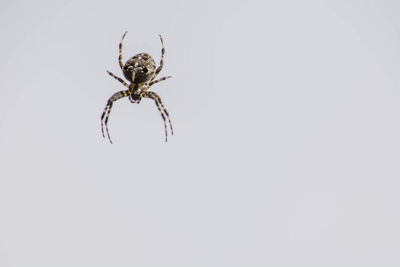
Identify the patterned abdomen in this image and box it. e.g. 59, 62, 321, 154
123, 53, 156, 83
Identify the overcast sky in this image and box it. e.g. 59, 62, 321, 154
1, 0, 400, 266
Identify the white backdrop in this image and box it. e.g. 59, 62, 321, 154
1, 0, 400, 266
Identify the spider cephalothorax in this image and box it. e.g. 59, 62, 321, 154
101, 32, 173, 143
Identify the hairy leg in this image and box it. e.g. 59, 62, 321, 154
107, 71, 129, 88
143, 91, 173, 141
148, 76, 172, 87
101, 90, 130, 143
119, 31, 128, 70
151, 35, 165, 81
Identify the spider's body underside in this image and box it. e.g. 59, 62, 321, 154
101, 32, 173, 143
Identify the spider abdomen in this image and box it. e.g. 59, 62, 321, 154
123, 53, 156, 83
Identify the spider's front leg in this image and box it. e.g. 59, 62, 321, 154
143, 91, 173, 142
101, 90, 130, 144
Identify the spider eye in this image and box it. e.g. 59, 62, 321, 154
143, 67, 148, 73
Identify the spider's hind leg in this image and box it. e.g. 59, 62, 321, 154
151, 35, 165, 81
119, 31, 128, 70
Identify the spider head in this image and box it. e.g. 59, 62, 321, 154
130, 93, 142, 103
129, 83, 146, 103
123, 53, 156, 84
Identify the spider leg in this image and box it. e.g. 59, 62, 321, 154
148, 76, 172, 87
107, 71, 129, 88
151, 92, 174, 135
143, 91, 173, 142
151, 35, 165, 81
101, 90, 130, 144
103, 102, 114, 143
143, 91, 168, 142
119, 31, 128, 70
101, 104, 111, 138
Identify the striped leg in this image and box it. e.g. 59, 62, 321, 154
148, 76, 172, 87
144, 91, 173, 140
107, 71, 129, 88
151, 35, 165, 81
119, 31, 128, 70
143, 91, 170, 142
151, 92, 174, 135
101, 90, 130, 144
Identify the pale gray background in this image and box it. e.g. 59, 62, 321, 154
1, 0, 400, 266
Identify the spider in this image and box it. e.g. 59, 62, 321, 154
101, 31, 173, 143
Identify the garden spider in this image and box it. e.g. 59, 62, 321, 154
101, 31, 173, 143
